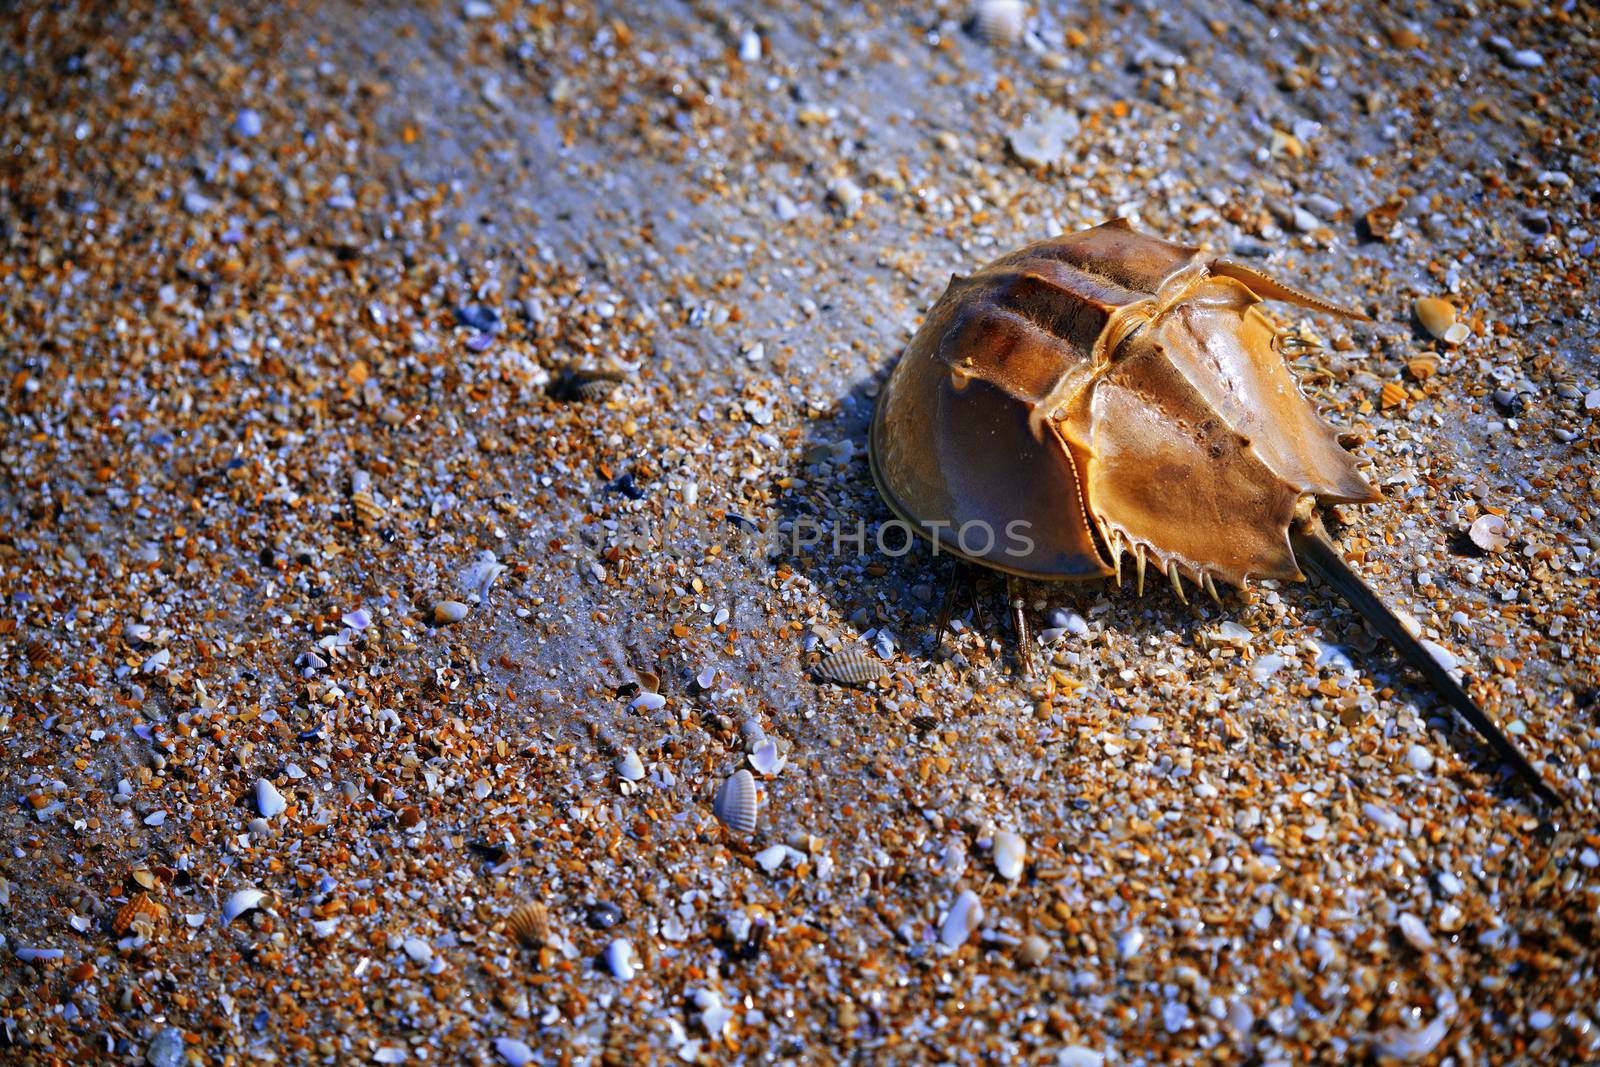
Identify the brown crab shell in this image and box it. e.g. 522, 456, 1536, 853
868, 218, 1379, 588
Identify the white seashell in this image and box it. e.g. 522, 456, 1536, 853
1117, 928, 1144, 960
631, 692, 666, 711
493, 1037, 535, 1067
747, 739, 787, 777
255, 779, 287, 818
1468, 514, 1510, 553
940, 889, 983, 948
462, 551, 507, 600
1056, 1049, 1106, 1067
340, 608, 372, 631
433, 600, 469, 625
604, 937, 636, 980
402, 937, 433, 963
992, 830, 1027, 881
1404, 744, 1435, 773
1206, 621, 1253, 647
755, 844, 789, 874
1372, 1015, 1450, 1061
693, 988, 734, 1036
967, 0, 1026, 46
1397, 912, 1435, 952
713, 770, 759, 835
222, 889, 265, 923
616, 748, 646, 782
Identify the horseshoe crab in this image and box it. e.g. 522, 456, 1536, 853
868, 219, 1560, 807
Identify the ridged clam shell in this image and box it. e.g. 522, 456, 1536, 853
816, 648, 888, 686
967, 0, 1026, 45
506, 901, 550, 948
713, 769, 759, 835
112, 892, 168, 936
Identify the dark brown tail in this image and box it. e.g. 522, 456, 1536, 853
1291, 516, 1561, 809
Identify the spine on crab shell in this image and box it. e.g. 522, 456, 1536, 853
1290, 517, 1562, 810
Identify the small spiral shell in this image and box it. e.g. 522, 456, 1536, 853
113, 892, 169, 937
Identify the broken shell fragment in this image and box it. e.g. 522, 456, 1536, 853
713, 769, 759, 835
222, 888, 266, 923
1468, 514, 1510, 554
506, 901, 550, 948
992, 831, 1027, 881
255, 778, 287, 818
816, 648, 888, 687
747, 739, 787, 777
940, 889, 984, 948
113, 892, 169, 937
1413, 297, 1456, 340
616, 748, 646, 782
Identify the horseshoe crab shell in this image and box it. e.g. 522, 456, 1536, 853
868, 218, 1378, 590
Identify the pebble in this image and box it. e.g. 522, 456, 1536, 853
1017, 934, 1050, 967
234, 108, 262, 138
992, 830, 1026, 880
1397, 912, 1436, 952
493, 1037, 535, 1067
604, 938, 637, 980
1248, 654, 1285, 682
1116, 928, 1144, 960
145, 1027, 187, 1067
255, 778, 287, 818
1403, 744, 1435, 773
940, 889, 983, 948
432, 600, 469, 625
826, 177, 863, 218
587, 901, 624, 929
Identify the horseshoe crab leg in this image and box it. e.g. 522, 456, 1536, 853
1290, 514, 1561, 809
1006, 574, 1035, 678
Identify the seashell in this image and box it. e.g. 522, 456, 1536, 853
352, 489, 386, 526
1404, 353, 1439, 381
616, 748, 646, 782
754, 844, 789, 874
571, 377, 618, 402
816, 647, 888, 687
992, 830, 1027, 881
255, 778, 287, 818
433, 600, 470, 625
462, 551, 507, 600
113, 892, 169, 937
1441, 322, 1470, 346
603, 937, 636, 980
506, 901, 550, 948
1467, 513, 1509, 554
1379, 381, 1408, 410
1413, 297, 1456, 340
713, 769, 759, 835
630, 691, 666, 711
966, 0, 1026, 46
222, 888, 266, 923
940, 889, 984, 948
553, 364, 628, 403
636, 670, 660, 694
746, 739, 786, 777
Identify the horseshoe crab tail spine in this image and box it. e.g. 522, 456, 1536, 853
1291, 515, 1562, 810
